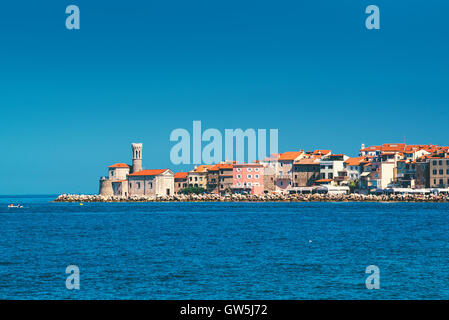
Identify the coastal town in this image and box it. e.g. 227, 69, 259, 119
55, 142, 449, 203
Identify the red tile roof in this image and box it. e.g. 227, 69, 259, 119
174, 172, 188, 179
312, 150, 331, 155
109, 163, 130, 168
193, 165, 214, 173
279, 151, 303, 161
208, 163, 234, 172
381, 143, 406, 152
344, 157, 364, 166
128, 169, 168, 176
361, 146, 381, 152
294, 158, 320, 165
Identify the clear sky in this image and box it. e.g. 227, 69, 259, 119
0, 0, 448, 194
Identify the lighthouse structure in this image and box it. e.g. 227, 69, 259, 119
131, 143, 143, 173
99, 142, 142, 196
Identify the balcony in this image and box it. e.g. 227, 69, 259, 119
276, 172, 292, 179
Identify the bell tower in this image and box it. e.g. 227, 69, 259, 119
131, 143, 143, 173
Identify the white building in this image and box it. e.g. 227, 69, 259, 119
128, 169, 175, 197
320, 154, 349, 180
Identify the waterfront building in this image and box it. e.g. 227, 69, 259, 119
128, 169, 175, 196
370, 159, 395, 189
187, 165, 212, 189
343, 157, 365, 181
319, 154, 349, 183
258, 153, 280, 193
99, 143, 174, 197
429, 154, 449, 188
231, 163, 264, 195
206, 162, 234, 195
275, 151, 305, 191
415, 158, 430, 189
108, 163, 130, 181
174, 172, 188, 194
292, 157, 321, 187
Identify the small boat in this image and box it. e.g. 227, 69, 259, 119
8, 204, 23, 208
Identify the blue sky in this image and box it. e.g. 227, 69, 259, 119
0, 0, 448, 194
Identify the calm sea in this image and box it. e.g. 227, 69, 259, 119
0, 195, 448, 299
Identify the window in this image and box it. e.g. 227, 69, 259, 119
255, 174, 259, 179
195, 177, 198, 181
149, 182, 153, 188
433, 160, 437, 165
439, 179, 443, 185
247, 182, 252, 187
254, 168, 259, 172
328, 173, 333, 179
247, 174, 252, 179
236, 168, 241, 172
439, 160, 443, 165
237, 174, 241, 179
137, 182, 141, 189
447, 169, 449, 175
447, 160, 449, 166
247, 168, 252, 172
433, 170, 437, 175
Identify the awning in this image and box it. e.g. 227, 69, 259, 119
360, 172, 370, 177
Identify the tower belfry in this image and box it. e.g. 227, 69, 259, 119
131, 143, 143, 173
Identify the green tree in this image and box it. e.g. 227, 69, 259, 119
349, 180, 360, 193
180, 187, 207, 195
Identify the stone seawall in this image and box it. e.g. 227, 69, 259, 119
54, 193, 449, 203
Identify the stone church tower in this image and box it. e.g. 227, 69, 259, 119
131, 143, 143, 173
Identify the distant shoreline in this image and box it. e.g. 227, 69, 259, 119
54, 193, 449, 203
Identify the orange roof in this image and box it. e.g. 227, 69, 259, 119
194, 165, 214, 173
279, 151, 303, 161
128, 169, 168, 176
109, 163, 130, 168
344, 157, 364, 166
174, 172, 188, 179
207, 163, 233, 171
381, 143, 406, 152
217, 163, 234, 169
315, 179, 332, 183
208, 165, 219, 172
312, 150, 331, 155
361, 146, 381, 152
294, 158, 320, 165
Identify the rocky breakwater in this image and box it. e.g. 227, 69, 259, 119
54, 193, 449, 203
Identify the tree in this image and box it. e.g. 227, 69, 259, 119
180, 187, 207, 195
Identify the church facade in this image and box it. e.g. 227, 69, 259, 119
99, 143, 174, 197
